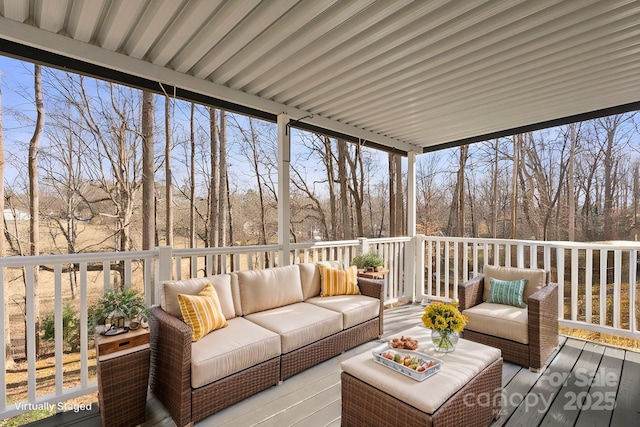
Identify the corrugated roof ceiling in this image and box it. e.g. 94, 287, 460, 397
1, 0, 639, 154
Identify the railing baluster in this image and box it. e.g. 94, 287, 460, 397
80, 263, 88, 388
0, 267, 5, 413
26, 267, 36, 402
571, 248, 578, 321
630, 250, 637, 332
600, 249, 607, 326
557, 247, 565, 321
54, 264, 63, 395
585, 248, 593, 324
614, 250, 622, 329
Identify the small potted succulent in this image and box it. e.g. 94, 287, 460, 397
363, 252, 384, 272
350, 254, 367, 273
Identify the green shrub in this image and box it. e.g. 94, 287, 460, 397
41, 304, 80, 352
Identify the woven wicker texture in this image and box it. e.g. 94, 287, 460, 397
459, 273, 558, 369
98, 348, 150, 427
150, 275, 384, 426
341, 357, 502, 427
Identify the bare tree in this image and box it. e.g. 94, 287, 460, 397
29, 64, 44, 354
447, 145, 468, 237
164, 96, 174, 247
141, 91, 154, 251
338, 139, 351, 239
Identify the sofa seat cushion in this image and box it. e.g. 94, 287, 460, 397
462, 302, 529, 344
190, 317, 281, 388
245, 302, 343, 353
305, 295, 379, 329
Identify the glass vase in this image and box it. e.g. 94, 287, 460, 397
431, 329, 459, 353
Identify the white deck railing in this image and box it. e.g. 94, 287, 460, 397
1, 236, 638, 419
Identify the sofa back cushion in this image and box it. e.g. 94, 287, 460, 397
298, 263, 321, 300
482, 265, 547, 302
161, 275, 236, 320
237, 265, 303, 315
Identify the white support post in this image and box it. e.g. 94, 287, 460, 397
278, 114, 291, 266
156, 246, 173, 305
406, 151, 417, 301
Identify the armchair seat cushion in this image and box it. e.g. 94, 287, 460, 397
245, 302, 343, 353
305, 295, 379, 328
190, 317, 281, 388
462, 302, 528, 344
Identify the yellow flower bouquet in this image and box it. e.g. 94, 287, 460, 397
421, 302, 468, 352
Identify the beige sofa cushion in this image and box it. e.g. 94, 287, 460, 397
482, 265, 546, 302
237, 265, 303, 315
160, 275, 235, 320
298, 263, 321, 300
190, 317, 281, 388
463, 302, 529, 344
245, 302, 343, 353
306, 295, 379, 329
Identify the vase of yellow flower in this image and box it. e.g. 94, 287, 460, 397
421, 302, 468, 353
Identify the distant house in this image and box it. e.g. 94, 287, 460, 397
4, 209, 29, 221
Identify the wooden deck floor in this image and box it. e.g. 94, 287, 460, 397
30, 303, 640, 427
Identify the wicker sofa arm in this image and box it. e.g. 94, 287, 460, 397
149, 305, 193, 427
458, 275, 485, 311
527, 282, 559, 369
357, 277, 384, 337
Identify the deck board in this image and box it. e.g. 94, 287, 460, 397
574, 346, 624, 427
609, 350, 640, 427
25, 303, 640, 427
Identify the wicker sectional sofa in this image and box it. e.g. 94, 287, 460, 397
149, 262, 383, 426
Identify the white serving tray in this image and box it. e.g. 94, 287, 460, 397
371, 344, 443, 381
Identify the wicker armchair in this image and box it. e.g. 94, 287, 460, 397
458, 265, 558, 370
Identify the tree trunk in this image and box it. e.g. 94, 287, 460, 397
189, 103, 196, 250
568, 123, 576, 241
338, 139, 351, 239
165, 96, 174, 247
209, 108, 219, 250
29, 64, 44, 355
492, 139, 499, 238
389, 153, 396, 236
141, 91, 155, 251
510, 136, 519, 239
218, 111, 228, 249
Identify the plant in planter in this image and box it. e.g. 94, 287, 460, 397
362, 252, 384, 272
350, 254, 367, 272
88, 288, 148, 336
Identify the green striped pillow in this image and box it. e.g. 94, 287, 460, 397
487, 277, 527, 308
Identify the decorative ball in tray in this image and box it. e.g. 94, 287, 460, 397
389, 335, 419, 350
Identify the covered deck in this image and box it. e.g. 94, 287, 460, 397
1, 1, 640, 425
31, 303, 640, 426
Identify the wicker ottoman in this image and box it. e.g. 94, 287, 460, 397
341, 325, 502, 427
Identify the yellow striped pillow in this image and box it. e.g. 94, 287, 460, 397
319, 264, 360, 297
178, 283, 228, 342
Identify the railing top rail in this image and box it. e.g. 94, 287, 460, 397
171, 244, 281, 256
0, 249, 158, 268
366, 237, 412, 244
290, 240, 360, 249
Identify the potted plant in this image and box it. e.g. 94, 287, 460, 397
350, 254, 367, 273
363, 252, 384, 272
88, 288, 148, 335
